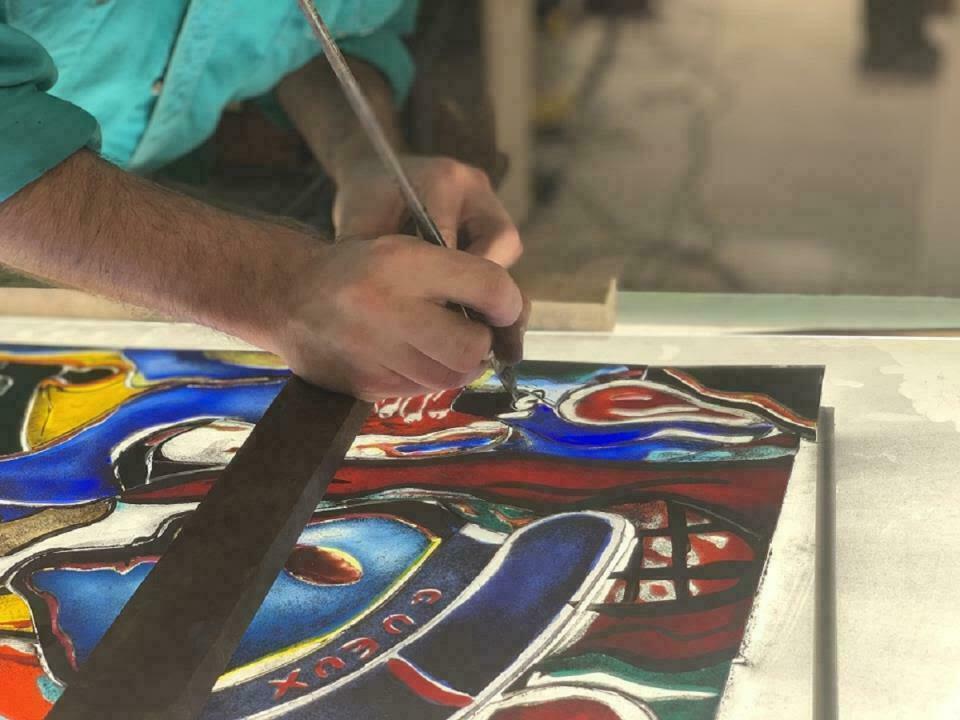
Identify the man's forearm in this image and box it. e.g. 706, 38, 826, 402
0, 150, 316, 351
276, 55, 403, 183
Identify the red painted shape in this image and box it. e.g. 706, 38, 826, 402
575, 597, 754, 665
383, 613, 416, 635
650, 583, 670, 598
336, 457, 793, 532
665, 368, 816, 429
267, 669, 308, 701
366, 390, 480, 437
285, 545, 362, 585
33, 584, 79, 671
314, 656, 346, 679
122, 477, 216, 502
687, 531, 755, 566
341, 636, 379, 660
491, 698, 623, 720
571, 383, 740, 424
386, 657, 473, 708
0, 645, 52, 720
412, 588, 442, 606
634, 500, 669, 529
2, 618, 33, 630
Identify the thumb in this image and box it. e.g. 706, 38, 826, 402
492, 292, 531, 366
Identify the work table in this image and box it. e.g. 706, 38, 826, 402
1, 292, 957, 719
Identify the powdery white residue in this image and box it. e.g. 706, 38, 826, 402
657, 344, 682, 363
830, 378, 864, 389
862, 412, 923, 424
881, 344, 960, 434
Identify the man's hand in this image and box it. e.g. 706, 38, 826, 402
276, 56, 524, 268
277, 234, 526, 400
0, 151, 529, 401
333, 155, 523, 268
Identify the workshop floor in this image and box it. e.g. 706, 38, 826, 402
522, 0, 960, 296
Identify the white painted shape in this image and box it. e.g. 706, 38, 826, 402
0, 501, 196, 582
637, 580, 676, 603
160, 421, 253, 465
470, 684, 658, 720
527, 669, 717, 703
647, 536, 673, 564
0, 636, 39, 655
645, 428, 761, 444
459, 524, 508, 545
637, 507, 666, 530
695, 533, 729, 549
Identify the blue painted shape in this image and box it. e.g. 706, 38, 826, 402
272, 513, 617, 720
202, 526, 500, 718
123, 349, 289, 382
394, 436, 496, 456
401, 513, 614, 694
234, 516, 433, 669
507, 403, 778, 462
31, 562, 155, 668
27, 516, 432, 670
0, 505, 43, 522
0, 380, 283, 508
36, 675, 63, 703
375, 399, 783, 463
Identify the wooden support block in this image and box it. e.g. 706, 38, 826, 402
0, 288, 161, 321
483, 0, 535, 223
514, 256, 621, 332
0, 266, 622, 333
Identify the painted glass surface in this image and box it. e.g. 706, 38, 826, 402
0, 346, 823, 720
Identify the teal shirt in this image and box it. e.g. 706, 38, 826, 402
0, 0, 418, 202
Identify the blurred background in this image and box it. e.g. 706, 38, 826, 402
517, 0, 960, 297
8, 0, 958, 303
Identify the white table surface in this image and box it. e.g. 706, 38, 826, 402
1, 313, 956, 719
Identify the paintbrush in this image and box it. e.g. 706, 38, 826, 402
296, 0, 521, 403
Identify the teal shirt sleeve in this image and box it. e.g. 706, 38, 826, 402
0, 23, 100, 203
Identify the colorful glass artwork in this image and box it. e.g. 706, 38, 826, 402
0, 346, 823, 720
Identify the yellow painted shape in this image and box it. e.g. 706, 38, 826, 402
27, 372, 142, 449
467, 367, 497, 390
2, 350, 140, 449
0, 593, 33, 634
14, 348, 286, 448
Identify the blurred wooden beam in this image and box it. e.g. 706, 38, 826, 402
483, 0, 535, 222
0, 270, 619, 332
